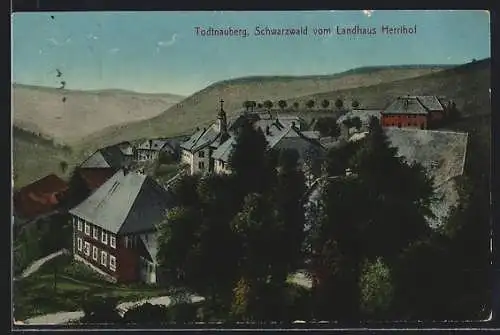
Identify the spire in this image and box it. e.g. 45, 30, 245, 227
217, 98, 228, 136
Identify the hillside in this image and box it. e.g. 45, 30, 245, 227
81, 66, 451, 150
12, 84, 185, 145
12, 127, 86, 188
292, 59, 490, 118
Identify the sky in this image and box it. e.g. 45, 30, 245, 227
12, 10, 491, 96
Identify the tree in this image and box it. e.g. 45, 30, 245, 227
321, 99, 330, 109
263, 100, 273, 110
323, 141, 361, 176
242, 100, 252, 111
230, 193, 282, 284
351, 116, 362, 130
80, 296, 122, 324
277, 99, 287, 111
293, 101, 300, 110
228, 115, 276, 197
230, 193, 288, 321
59, 161, 68, 173
195, 174, 242, 303
305, 100, 315, 111
64, 168, 90, 209
123, 303, 168, 324
359, 258, 394, 319
171, 174, 201, 208
335, 98, 344, 110
250, 100, 257, 112
349, 116, 435, 261
352, 100, 360, 108
156, 207, 203, 287
314, 117, 340, 138
257, 102, 263, 109
274, 149, 307, 278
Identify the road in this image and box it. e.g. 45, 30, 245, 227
18, 294, 205, 325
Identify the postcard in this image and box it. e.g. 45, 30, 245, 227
11, 9, 492, 328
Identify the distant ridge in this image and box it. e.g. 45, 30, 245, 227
211, 64, 461, 87
11, 83, 185, 99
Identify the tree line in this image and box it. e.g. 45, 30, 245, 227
242, 98, 361, 112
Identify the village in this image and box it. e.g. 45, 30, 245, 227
12, 94, 469, 324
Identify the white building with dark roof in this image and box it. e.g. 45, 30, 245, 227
180, 100, 325, 179
136, 139, 177, 162
69, 169, 175, 284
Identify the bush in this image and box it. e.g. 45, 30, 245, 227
122, 303, 169, 324
80, 296, 122, 324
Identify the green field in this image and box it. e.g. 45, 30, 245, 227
13, 254, 169, 320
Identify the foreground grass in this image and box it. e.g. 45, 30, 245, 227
13, 255, 170, 320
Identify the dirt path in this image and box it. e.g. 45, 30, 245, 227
17, 249, 69, 280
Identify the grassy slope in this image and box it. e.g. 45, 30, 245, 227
14, 254, 169, 320
81, 66, 451, 150
12, 84, 185, 145
12, 127, 87, 188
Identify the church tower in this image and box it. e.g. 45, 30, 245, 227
216, 99, 228, 135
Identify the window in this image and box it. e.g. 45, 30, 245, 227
92, 246, 98, 261
110, 235, 116, 249
77, 219, 82, 231
198, 161, 205, 169
101, 231, 108, 245
77, 237, 83, 251
109, 255, 116, 272
84, 241, 91, 256
93, 226, 99, 240
84, 223, 90, 236
199, 150, 205, 158
101, 251, 107, 266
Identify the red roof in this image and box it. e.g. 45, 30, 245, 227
78, 168, 116, 191
14, 174, 69, 220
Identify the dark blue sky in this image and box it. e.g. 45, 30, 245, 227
12, 10, 491, 95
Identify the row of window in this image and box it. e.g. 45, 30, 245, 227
77, 238, 116, 271
76, 218, 116, 249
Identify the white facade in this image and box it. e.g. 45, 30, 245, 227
214, 159, 231, 174
137, 149, 160, 162
181, 147, 211, 175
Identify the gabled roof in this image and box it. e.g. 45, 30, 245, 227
211, 136, 236, 162
77, 168, 117, 191
80, 146, 127, 169
414, 96, 444, 111
383, 96, 444, 115
137, 139, 169, 151
180, 124, 222, 152
14, 174, 69, 220
69, 170, 175, 235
